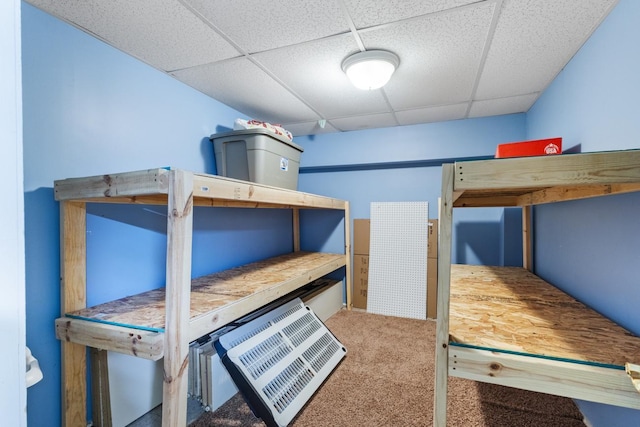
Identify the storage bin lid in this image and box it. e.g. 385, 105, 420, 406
210, 128, 303, 152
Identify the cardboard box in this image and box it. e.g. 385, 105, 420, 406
495, 137, 562, 159
352, 254, 369, 310
353, 219, 370, 309
428, 219, 438, 260
353, 219, 370, 255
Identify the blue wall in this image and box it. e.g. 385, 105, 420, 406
21, 4, 292, 426
527, 0, 640, 425
21, 4, 526, 424
297, 115, 526, 266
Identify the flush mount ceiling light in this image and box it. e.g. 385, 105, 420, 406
342, 50, 399, 90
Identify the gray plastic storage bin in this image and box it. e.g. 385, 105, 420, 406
210, 129, 304, 190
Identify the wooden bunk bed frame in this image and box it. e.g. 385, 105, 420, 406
434, 149, 640, 426
54, 168, 351, 427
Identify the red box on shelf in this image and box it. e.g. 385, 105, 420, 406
495, 137, 562, 158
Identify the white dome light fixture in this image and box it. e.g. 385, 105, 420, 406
342, 50, 399, 90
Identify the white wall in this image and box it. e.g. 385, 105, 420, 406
0, 0, 26, 426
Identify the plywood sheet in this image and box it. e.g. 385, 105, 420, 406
449, 264, 640, 367
68, 252, 343, 332
367, 202, 428, 320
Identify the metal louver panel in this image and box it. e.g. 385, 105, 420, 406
216, 298, 346, 427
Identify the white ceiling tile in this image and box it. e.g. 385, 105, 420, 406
360, 2, 495, 110
183, 0, 349, 53
283, 121, 340, 137
28, 0, 240, 71
329, 113, 398, 132
25, 0, 621, 134
476, 0, 617, 99
468, 93, 539, 118
343, 0, 479, 28
396, 103, 469, 126
254, 34, 390, 119
172, 57, 320, 124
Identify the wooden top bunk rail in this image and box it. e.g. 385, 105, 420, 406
54, 168, 347, 210
452, 149, 640, 207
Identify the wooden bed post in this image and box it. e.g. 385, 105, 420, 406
89, 348, 112, 427
162, 170, 194, 427
522, 205, 533, 271
60, 201, 88, 427
344, 201, 352, 310
292, 208, 300, 252
434, 164, 454, 427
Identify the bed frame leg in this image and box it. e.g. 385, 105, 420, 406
434, 164, 454, 426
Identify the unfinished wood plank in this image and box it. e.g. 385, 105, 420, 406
55, 168, 347, 211
454, 149, 640, 191
60, 201, 87, 427
55, 318, 163, 360
517, 182, 640, 205
55, 168, 170, 201
625, 363, 640, 393
449, 265, 640, 367
192, 173, 346, 210
434, 164, 454, 427
344, 201, 352, 310
522, 206, 532, 271
162, 170, 193, 427
452, 193, 522, 207
65, 252, 345, 347
450, 346, 640, 410
90, 348, 113, 427
292, 208, 300, 252
188, 252, 345, 341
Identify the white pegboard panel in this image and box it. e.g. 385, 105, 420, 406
367, 202, 428, 320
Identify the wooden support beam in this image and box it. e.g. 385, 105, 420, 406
292, 208, 300, 252
162, 170, 194, 427
625, 363, 640, 393
55, 169, 169, 201
344, 201, 352, 310
454, 150, 640, 191
522, 206, 533, 271
60, 201, 88, 427
55, 318, 163, 361
90, 348, 112, 427
434, 164, 454, 427
518, 183, 640, 205
450, 346, 640, 410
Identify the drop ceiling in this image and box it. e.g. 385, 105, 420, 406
26, 0, 618, 136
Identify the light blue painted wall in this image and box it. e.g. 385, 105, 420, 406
527, 0, 640, 424
297, 115, 526, 266
21, 3, 293, 426
22, 0, 638, 425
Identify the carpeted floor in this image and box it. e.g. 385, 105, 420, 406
190, 309, 585, 426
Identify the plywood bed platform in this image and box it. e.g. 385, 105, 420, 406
449, 264, 640, 369
446, 264, 640, 412
55, 251, 345, 361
